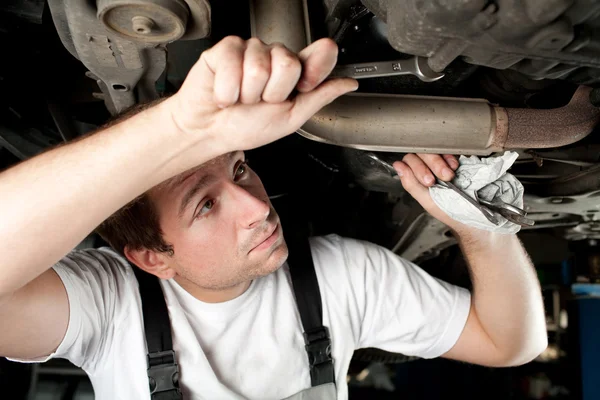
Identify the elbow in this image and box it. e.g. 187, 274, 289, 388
498, 331, 549, 367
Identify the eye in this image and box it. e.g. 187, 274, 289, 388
197, 199, 215, 217
234, 161, 248, 179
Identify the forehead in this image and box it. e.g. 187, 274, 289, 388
164, 151, 241, 188
149, 151, 241, 207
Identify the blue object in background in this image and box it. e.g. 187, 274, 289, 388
572, 283, 600, 296
576, 298, 600, 400
561, 260, 573, 286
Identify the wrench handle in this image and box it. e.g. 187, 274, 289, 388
330, 60, 409, 80
329, 57, 444, 82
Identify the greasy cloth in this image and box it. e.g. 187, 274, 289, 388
429, 151, 524, 234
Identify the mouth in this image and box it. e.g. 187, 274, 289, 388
249, 223, 280, 254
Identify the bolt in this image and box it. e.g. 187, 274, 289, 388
353, 25, 360, 32
132, 16, 155, 35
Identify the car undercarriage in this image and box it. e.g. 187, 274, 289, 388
3, 0, 600, 262
1, 0, 600, 392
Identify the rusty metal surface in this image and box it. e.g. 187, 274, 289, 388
251, 0, 600, 156
504, 86, 600, 149
249, 0, 307, 53
297, 93, 499, 155
97, 0, 190, 44
360, 0, 600, 86
489, 106, 510, 150
294, 85, 599, 157
47, 0, 79, 59
249, 0, 600, 159
179, 0, 211, 40
48, 0, 167, 114
97, 0, 210, 43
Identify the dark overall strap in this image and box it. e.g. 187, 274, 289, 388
287, 234, 336, 387
132, 266, 182, 400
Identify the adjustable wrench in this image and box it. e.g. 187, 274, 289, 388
329, 56, 444, 83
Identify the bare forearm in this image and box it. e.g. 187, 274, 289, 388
455, 228, 548, 364
0, 97, 220, 295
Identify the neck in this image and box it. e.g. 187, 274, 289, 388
174, 275, 252, 303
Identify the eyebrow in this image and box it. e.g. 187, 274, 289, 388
178, 175, 217, 218
177, 152, 242, 218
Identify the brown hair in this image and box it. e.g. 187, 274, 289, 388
95, 192, 174, 257
92, 98, 175, 257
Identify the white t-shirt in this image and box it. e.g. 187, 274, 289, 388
9, 234, 471, 400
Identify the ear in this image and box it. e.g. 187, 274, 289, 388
124, 246, 176, 280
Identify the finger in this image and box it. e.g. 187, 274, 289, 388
416, 153, 455, 181
296, 38, 339, 93
402, 154, 437, 187
262, 44, 302, 103
394, 160, 454, 224
392, 161, 429, 200
287, 78, 358, 130
239, 38, 271, 104
202, 36, 246, 107
443, 154, 459, 170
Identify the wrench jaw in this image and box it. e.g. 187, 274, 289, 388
413, 57, 445, 83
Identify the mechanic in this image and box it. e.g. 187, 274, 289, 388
0, 36, 547, 399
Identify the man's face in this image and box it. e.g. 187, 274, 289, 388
149, 151, 288, 292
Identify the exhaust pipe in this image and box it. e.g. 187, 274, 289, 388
297, 86, 599, 155
250, 0, 600, 155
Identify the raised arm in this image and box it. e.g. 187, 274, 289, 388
444, 229, 547, 366
0, 36, 357, 359
393, 154, 547, 367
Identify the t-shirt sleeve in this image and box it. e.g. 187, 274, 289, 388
6, 247, 136, 371
312, 235, 471, 359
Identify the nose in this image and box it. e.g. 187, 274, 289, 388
227, 182, 270, 229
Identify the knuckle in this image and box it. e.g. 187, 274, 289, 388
222, 35, 244, 47
319, 38, 338, 55
302, 62, 320, 79
271, 42, 291, 52
313, 37, 337, 51
246, 37, 268, 49
247, 37, 264, 47
246, 63, 270, 80
301, 77, 316, 89
275, 53, 300, 70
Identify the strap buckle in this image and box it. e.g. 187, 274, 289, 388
147, 350, 181, 395
303, 326, 333, 367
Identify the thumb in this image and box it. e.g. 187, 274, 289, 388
393, 161, 430, 203
287, 78, 358, 129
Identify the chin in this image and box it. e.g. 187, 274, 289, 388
252, 241, 289, 278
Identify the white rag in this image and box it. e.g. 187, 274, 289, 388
429, 151, 524, 234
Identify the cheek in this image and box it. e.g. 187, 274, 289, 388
174, 221, 239, 267
173, 226, 246, 287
